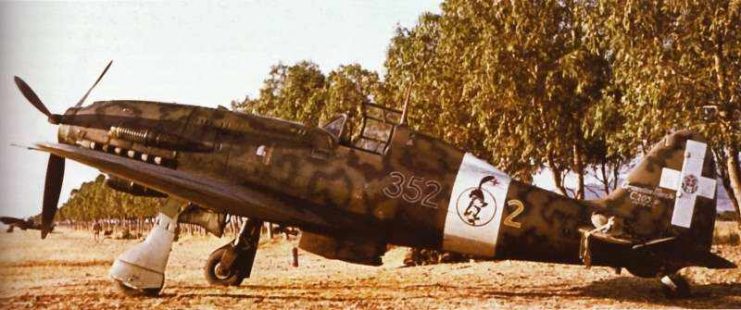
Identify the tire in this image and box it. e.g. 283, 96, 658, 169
204, 247, 245, 286
113, 279, 162, 297
660, 274, 691, 299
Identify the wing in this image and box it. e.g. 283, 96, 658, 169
0, 217, 26, 226
35, 142, 364, 233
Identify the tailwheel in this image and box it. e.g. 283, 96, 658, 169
660, 274, 691, 299
113, 279, 162, 297
203, 217, 262, 287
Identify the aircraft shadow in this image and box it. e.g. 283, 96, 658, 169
447, 277, 740, 308
574, 276, 741, 308
162, 278, 740, 307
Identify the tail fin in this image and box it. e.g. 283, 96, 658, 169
599, 130, 717, 251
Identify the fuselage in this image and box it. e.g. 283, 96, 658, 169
13, 64, 727, 297
57, 100, 598, 265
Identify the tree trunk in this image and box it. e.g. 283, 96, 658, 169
552, 169, 569, 197
600, 161, 610, 195
547, 153, 569, 196
612, 162, 621, 191
726, 148, 741, 227
573, 145, 585, 200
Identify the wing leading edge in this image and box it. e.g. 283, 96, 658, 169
35, 142, 336, 231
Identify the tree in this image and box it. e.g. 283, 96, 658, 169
57, 175, 161, 222
233, 61, 385, 132
385, 1, 615, 196
585, 0, 741, 222
233, 61, 327, 126
323, 64, 386, 133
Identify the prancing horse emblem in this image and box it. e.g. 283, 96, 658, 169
457, 176, 499, 226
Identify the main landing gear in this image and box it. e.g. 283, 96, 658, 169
204, 217, 263, 286
109, 198, 184, 296
627, 263, 692, 299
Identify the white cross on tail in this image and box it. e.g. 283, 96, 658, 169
658, 140, 716, 228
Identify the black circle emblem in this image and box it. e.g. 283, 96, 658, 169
456, 187, 497, 227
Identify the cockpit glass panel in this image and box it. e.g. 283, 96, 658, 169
349, 103, 402, 154
366, 107, 402, 124
322, 103, 401, 155
321, 114, 347, 139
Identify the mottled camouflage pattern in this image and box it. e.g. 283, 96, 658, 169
53, 100, 726, 272
600, 130, 716, 249
495, 130, 718, 272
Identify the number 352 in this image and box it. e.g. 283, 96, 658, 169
382, 171, 442, 209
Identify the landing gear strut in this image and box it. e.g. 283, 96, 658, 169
204, 217, 263, 286
110, 198, 185, 296
660, 274, 691, 299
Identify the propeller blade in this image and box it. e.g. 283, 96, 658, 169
75, 60, 113, 107
41, 154, 65, 239
14, 76, 51, 117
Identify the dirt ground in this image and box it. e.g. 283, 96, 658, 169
0, 227, 739, 309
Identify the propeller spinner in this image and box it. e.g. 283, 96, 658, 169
13, 61, 112, 238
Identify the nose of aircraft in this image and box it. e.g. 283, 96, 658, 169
13, 76, 63, 124
14, 60, 112, 239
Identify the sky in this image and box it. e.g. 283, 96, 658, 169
0, 1, 732, 219
0, 0, 442, 218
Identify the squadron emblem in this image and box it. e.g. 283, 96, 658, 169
456, 176, 499, 227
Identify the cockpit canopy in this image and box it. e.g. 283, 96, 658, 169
321, 102, 402, 155
322, 114, 348, 140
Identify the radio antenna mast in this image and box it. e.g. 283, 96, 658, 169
400, 87, 411, 125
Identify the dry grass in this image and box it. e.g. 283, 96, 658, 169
0, 227, 739, 309
714, 221, 741, 246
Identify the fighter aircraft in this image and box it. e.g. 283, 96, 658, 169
12, 62, 735, 298
0, 216, 47, 233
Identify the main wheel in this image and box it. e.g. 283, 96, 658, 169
660, 274, 691, 299
113, 279, 162, 297
204, 247, 245, 286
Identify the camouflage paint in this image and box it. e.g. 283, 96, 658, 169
49, 100, 727, 272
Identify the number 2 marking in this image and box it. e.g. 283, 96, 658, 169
421, 181, 441, 208
503, 200, 525, 229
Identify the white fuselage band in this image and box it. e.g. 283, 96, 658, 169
442, 153, 512, 257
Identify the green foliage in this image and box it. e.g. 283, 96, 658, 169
382, 0, 737, 197
231, 61, 386, 129
583, 0, 740, 153
233, 61, 327, 126
384, 1, 617, 196
324, 64, 387, 134
583, 0, 740, 211
57, 175, 161, 221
